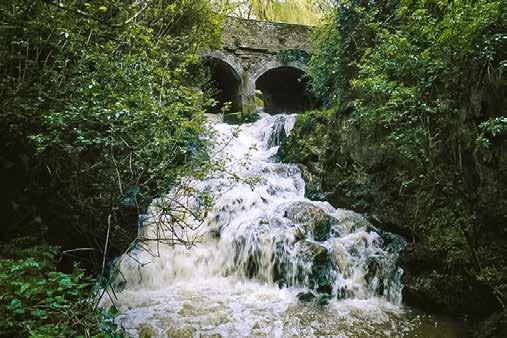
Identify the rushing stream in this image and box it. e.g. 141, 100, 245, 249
102, 114, 465, 337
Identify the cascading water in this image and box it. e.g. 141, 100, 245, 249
102, 114, 463, 337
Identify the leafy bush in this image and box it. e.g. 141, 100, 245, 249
277, 49, 310, 64
0, 238, 121, 337
281, 110, 329, 163
302, 0, 506, 317
0, 2, 229, 335
279, 110, 330, 198
477, 117, 507, 149
0, 1, 223, 265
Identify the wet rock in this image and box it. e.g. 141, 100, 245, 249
366, 224, 406, 253
277, 279, 287, 289
472, 309, 507, 338
223, 112, 244, 125
332, 242, 348, 273
165, 325, 194, 338
284, 201, 337, 241
301, 240, 328, 262
310, 272, 334, 294
401, 269, 501, 317
297, 291, 316, 302
333, 210, 370, 234
280, 97, 505, 325
317, 284, 333, 295
313, 218, 332, 241
223, 112, 259, 125
336, 286, 347, 300
209, 228, 221, 239
317, 294, 332, 306
294, 226, 305, 242
296, 164, 326, 200
364, 257, 381, 285
301, 241, 336, 295
306, 190, 329, 201
139, 326, 155, 338
267, 117, 290, 148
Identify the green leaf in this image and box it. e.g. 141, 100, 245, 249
108, 305, 119, 316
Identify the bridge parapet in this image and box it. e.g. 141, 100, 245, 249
222, 16, 311, 70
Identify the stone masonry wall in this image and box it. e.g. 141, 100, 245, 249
222, 16, 311, 71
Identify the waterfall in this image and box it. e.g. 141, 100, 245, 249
103, 114, 411, 337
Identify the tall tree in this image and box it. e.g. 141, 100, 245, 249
214, 0, 327, 25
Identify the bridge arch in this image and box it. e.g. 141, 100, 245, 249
203, 51, 244, 114
250, 59, 307, 83
248, 59, 316, 114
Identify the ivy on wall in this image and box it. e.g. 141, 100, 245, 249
277, 49, 310, 64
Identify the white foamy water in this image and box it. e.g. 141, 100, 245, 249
102, 114, 463, 337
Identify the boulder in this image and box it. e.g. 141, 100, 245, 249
301, 240, 328, 262
317, 284, 333, 295
221, 111, 259, 124
400, 246, 502, 317
284, 201, 337, 241
223, 112, 243, 125
317, 294, 332, 306
294, 226, 305, 242
472, 309, 507, 338
297, 291, 316, 302
300, 241, 336, 296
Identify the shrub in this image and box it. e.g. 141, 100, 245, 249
0, 0, 223, 267
0, 238, 121, 337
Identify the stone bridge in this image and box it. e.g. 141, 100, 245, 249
204, 17, 318, 115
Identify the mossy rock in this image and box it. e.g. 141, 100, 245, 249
223, 113, 243, 125
139, 326, 154, 338
283, 201, 338, 241
313, 218, 332, 241
300, 240, 335, 294
317, 294, 332, 306
473, 310, 507, 338
297, 291, 316, 302
223, 112, 259, 125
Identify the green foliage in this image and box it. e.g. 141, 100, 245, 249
282, 110, 330, 164
255, 90, 265, 108
280, 110, 330, 198
308, 0, 399, 105
476, 117, 507, 149
0, 238, 122, 337
347, 0, 504, 260
301, 0, 506, 313
277, 49, 310, 64
0, 1, 223, 262
220, 0, 325, 25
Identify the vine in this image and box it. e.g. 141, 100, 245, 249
277, 49, 310, 64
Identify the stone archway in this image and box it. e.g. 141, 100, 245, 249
247, 59, 316, 114
203, 51, 245, 114
250, 59, 307, 83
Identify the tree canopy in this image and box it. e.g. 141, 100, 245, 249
215, 0, 331, 25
